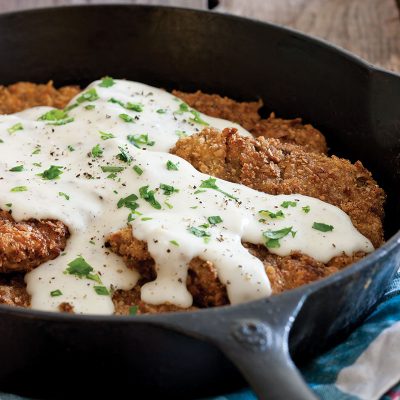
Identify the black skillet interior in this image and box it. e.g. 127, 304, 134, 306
0, 5, 399, 400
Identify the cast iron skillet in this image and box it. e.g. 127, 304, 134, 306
0, 5, 399, 400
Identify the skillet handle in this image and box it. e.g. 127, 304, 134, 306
156, 289, 317, 400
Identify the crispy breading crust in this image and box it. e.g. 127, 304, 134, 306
173, 90, 327, 153
0, 211, 70, 273
172, 127, 385, 248
0, 82, 80, 114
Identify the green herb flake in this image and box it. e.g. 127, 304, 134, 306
170, 240, 179, 247
84, 104, 95, 110
101, 166, 124, 173
65, 256, 93, 278
175, 102, 190, 114
10, 186, 28, 192
117, 194, 139, 211
99, 131, 115, 140
99, 76, 115, 88
50, 289, 62, 297
38, 165, 63, 180
91, 144, 103, 158
129, 305, 138, 315
7, 122, 23, 134
119, 113, 134, 123
175, 130, 187, 138
263, 226, 295, 249
9, 165, 24, 172
133, 165, 143, 175
32, 145, 41, 155
127, 134, 155, 148
33, 162, 42, 167
77, 88, 99, 104
117, 146, 133, 164
259, 210, 285, 219
5, 203, 12, 208
208, 216, 223, 225
312, 222, 334, 232
58, 192, 70, 200
302, 206, 311, 213
0, 138, 4, 143
141, 217, 153, 221
160, 183, 179, 196
156, 109, 167, 114
281, 201, 297, 208
67, 145, 75, 152
125, 102, 143, 112
189, 109, 209, 126
87, 273, 101, 283
164, 200, 173, 209
139, 185, 161, 210
38, 109, 74, 125
166, 160, 178, 171
188, 226, 211, 238
94, 286, 109, 295
199, 177, 238, 201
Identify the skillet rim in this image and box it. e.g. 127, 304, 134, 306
0, 3, 399, 322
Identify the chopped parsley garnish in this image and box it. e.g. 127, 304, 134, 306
175, 130, 187, 138
160, 183, 179, 196
10, 186, 27, 192
50, 289, 62, 297
263, 226, 296, 248
91, 144, 103, 158
38, 109, 74, 125
58, 192, 70, 200
189, 109, 209, 126
129, 305, 138, 315
9, 165, 24, 172
101, 166, 124, 173
7, 122, 23, 134
0, 138, 3, 143
166, 160, 179, 171
139, 185, 161, 209
175, 102, 190, 114
208, 216, 223, 225
156, 109, 167, 114
65, 256, 93, 278
117, 146, 133, 164
33, 162, 42, 167
108, 98, 143, 112
127, 134, 155, 148
77, 88, 99, 103
312, 222, 334, 232
5, 203, 12, 207
281, 201, 297, 208
199, 177, 238, 201
188, 226, 211, 238
94, 286, 109, 295
67, 145, 75, 152
99, 76, 115, 88
164, 200, 173, 209
259, 210, 284, 219
125, 102, 143, 112
133, 165, 143, 175
170, 240, 179, 246
141, 217, 153, 221
38, 165, 63, 180
99, 131, 115, 140
302, 206, 311, 213
119, 113, 134, 123
32, 145, 41, 155
127, 211, 142, 222
84, 104, 95, 110
117, 194, 139, 211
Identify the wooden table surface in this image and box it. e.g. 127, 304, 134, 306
1, 0, 399, 73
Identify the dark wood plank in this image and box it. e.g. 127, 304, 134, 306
217, 0, 400, 72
